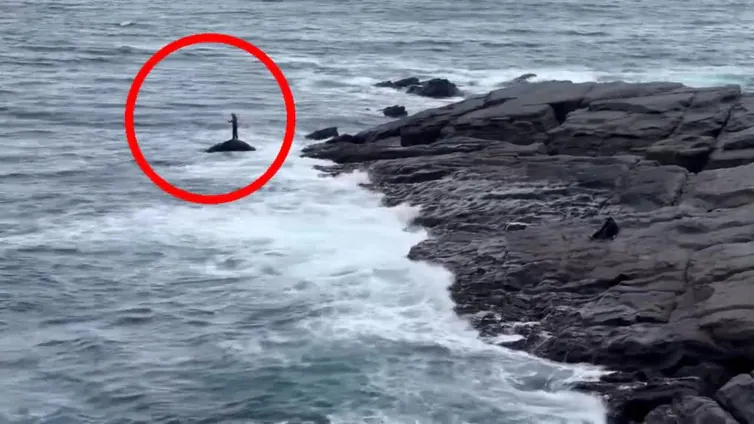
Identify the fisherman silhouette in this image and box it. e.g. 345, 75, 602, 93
206, 112, 256, 153
229, 113, 239, 140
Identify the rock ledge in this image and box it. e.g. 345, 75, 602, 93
302, 80, 754, 424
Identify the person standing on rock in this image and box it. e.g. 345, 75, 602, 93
205, 112, 255, 153
228, 113, 239, 140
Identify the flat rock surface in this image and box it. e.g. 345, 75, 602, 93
301, 80, 754, 424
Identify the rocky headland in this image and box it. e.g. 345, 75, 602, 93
301, 79, 754, 424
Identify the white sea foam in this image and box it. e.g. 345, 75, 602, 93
1, 128, 609, 423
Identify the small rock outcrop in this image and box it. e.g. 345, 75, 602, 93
589, 217, 620, 240
206, 139, 256, 153
301, 80, 754, 424
305, 126, 339, 141
406, 78, 461, 98
382, 105, 408, 118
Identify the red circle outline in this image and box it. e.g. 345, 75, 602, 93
124, 33, 296, 205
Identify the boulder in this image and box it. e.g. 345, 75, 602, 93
382, 105, 408, 118
406, 78, 462, 98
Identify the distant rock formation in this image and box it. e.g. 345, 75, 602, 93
302, 79, 754, 424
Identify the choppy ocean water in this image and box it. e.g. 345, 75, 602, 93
1, 0, 752, 423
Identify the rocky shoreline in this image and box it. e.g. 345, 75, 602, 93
301, 79, 754, 424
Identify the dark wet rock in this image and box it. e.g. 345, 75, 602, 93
375, 77, 420, 89
375, 76, 461, 98
206, 139, 255, 153
300, 80, 754, 424
715, 373, 754, 424
643, 404, 677, 424
301, 135, 542, 165
305, 126, 339, 140
674, 362, 732, 397
406, 78, 462, 98
670, 85, 740, 139
442, 100, 559, 145
325, 134, 365, 145
680, 162, 754, 211
590, 217, 620, 240
646, 134, 716, 173
575, 377, 706, 423
616, 379, 704, 423
351, 94, 488, 146
708, 94, 754, 169
547, 92, 689, 156
644, 396, 738, 424
580, 81, 686, 104
382, 105, 408, 118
